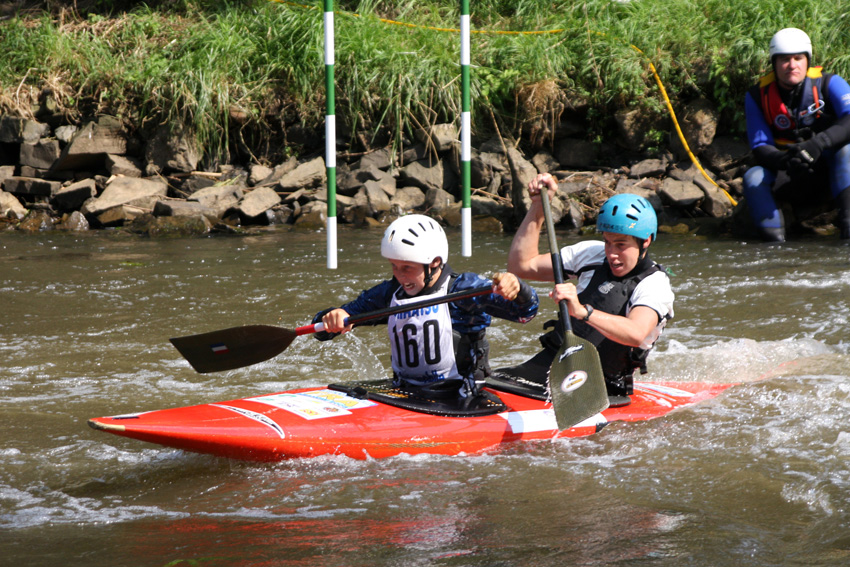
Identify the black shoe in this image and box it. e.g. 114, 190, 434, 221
608, 395, 631, 408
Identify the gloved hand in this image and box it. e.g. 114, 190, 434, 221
788, 132, 833, 167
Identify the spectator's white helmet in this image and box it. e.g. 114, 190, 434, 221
769, 28, 812, 62
381, 215, 448, 266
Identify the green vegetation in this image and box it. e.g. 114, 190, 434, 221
1, 0, 849, 165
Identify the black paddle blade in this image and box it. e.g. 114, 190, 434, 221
548, 330, 610, 430
169, 324, 297, 373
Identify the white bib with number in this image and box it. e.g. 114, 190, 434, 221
388, 280, 460, 385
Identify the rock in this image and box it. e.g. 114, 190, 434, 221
52, 179, 98, 212
470, 151, 507, 189
153, 199, 217, 218
0, 165, 15, 186
55, 125, 77, 144
0, 191, 27, 219
415, 123, 457, 152
96, 204, 146, 226
4, 176, 63, 198
0, 116, 49, 144
255, 157, 298, 186
106, 154, 143, 177
629, 158, 668, 179
554, 138, 597, 169
391, 186, 427, 211
470, 194, 509, 219
232, 186, 282, 220
357, 147, 393, 170
127, 213, 211, 236
19, 139, 60, 170
82, 176, 168, 216
188, 183, 244, 216
52, 116, 128, 171
398, 159, 447, 193
57, 211, 90, 231
506, 147, 537, 220
658, 178, 704, 209
424, 186, 457, 214
669, 97, 718, 160
614, 108, 667, 152
145, 122, 199, 175
294, 205, 327, 229
17, 210, 54, 233
249, 163, 274, 186
532, 150, 560, 173
363, 179, 392, 213
277, 157, 326, 191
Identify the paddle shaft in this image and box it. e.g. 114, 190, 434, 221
294, 284, 494, 336
539, 188, 572, 332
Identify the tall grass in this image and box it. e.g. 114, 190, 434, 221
1, 0, 849, 164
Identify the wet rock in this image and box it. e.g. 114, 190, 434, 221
52, 179, 97, 213
81, 176, 168, 217
57, 211, 90, 231
152, 199, 217, 219
17, 210, 54, 232
294, 204, 327, 229
127, 213, 211, 236
96, 204, 146, 226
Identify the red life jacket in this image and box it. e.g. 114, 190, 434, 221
752, 67, 831, 146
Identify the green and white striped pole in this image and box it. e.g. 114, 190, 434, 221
324, 0, 338, 269
460, 0, 472, 257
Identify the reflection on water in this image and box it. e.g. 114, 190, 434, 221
1, 228, 850, 566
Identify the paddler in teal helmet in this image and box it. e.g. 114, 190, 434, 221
508, 173, 674, 404
314, 214, 539, 399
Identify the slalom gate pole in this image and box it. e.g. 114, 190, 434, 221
324, 0, 338, 269
460, 0, 472, 257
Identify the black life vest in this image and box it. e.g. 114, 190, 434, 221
570, 256, 667, 393
750, 67, 833, 146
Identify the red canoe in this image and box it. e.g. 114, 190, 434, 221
88, 379, 736, 462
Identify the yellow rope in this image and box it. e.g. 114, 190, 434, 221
270, 0, 738, 206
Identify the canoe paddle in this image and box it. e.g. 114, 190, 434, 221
539, 187, 610, 430
170, 284, 494, 373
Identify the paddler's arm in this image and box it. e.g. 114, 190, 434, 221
311, 279, 397, 340
551, 282, 659, 347
450, 272, 538, 328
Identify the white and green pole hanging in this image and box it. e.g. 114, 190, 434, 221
324, 0, 338, 269
460, 0, 472, 257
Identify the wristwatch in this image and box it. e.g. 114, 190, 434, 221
582, 304, 594, 321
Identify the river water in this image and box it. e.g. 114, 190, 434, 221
1, 226, 850, 566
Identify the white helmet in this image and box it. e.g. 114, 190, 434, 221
769, 28, 812, 61
381, 214, 448, 265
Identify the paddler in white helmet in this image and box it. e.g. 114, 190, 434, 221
315, 214, 539, 399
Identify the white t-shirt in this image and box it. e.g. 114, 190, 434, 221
560, 240, 674, 350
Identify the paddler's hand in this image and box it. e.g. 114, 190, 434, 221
322, 308, 354, 334
492, 272, 520, 301
550, 282, 585, 318
527, 173, 558, 205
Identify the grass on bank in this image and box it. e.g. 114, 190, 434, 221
1, 0, 849, 166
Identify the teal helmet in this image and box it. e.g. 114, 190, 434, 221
596, 193, 657, 241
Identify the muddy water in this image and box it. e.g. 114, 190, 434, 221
1, 228, 850, 566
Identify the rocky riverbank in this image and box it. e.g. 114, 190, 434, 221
0, 109, 772, 238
